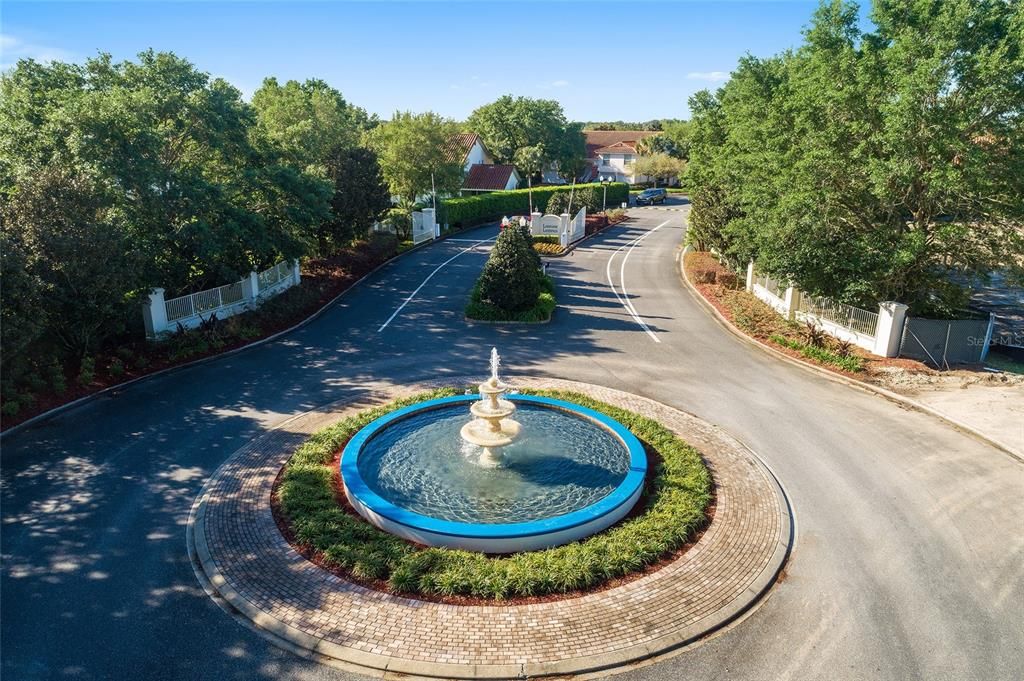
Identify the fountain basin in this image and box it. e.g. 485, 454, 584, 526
340, 394, 647, 553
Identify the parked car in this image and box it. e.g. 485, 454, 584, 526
635, 188, 668, 205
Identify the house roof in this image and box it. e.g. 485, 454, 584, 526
441, 133, 481, 165
584, 130, 659, 158
593, 141, 641, 155
463, 164, 519, 191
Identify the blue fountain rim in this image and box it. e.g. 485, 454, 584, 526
339, 394, 648, 540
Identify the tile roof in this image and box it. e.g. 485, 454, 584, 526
463, 164, 518, 191
593, 141, 641, 155
584, 130, 659, 158
441, 133, 481, 165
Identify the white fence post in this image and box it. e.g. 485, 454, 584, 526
559, 213, 570, 248
746, 261, 755, 292
530, 211, 542, 235
872, 301, 909, 358
242, 271, 259, 303
292, 259, 301, 285
783, 286, 801, 321
143, 288, 168, 340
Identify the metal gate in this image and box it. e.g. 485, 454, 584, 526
899, 317, 993, 367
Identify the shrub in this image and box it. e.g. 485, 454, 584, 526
77, 357, 95, 387
802, 321, 827, 348
476, 226, 542, 312
606, 208, 626, 222
832, 338, 854, 358
770, 335, 863, 372
716, 271, 739, 289
532, 242, 564, 256
108, 357, 126, 378
692, 268, 717, 284
466, 275, 556, 322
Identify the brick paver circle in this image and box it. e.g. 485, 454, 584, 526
188, 378, 792, 679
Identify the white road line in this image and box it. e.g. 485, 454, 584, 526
377, 236, 495, 332
444, 238, 488, 242
606, 220, 669, 342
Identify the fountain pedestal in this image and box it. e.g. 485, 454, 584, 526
460, 377, 521, 467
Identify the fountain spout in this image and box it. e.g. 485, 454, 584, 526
460, 348, 521, 467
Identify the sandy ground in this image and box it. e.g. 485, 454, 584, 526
872, 366, 1024, 455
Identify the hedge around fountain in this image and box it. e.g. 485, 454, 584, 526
276, 388, 712, 600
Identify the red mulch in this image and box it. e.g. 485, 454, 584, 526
269, 437, 716, 607
683, 252, 932, 379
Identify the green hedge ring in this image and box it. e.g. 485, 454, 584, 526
275, 387, 713, 601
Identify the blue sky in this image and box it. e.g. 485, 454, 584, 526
1, 1, 867, 121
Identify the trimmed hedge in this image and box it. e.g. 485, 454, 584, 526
440, 182, 629, 228
466, 274, 556, 322
276, 388, 712, 600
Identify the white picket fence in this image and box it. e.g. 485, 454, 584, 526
143, 259, 301, 339
412, 208, 439, 245
746, 261, 906, 357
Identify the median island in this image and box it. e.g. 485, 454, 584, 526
465, 223, 556, 323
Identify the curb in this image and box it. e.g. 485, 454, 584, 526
677, 245, 1023, 463
187, 380, 793, 680
0, 230, 476, 442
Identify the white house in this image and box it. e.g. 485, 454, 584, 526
581, 130, 661, 184
441, 133, 522, 194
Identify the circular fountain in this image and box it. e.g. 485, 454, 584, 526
341, 349, 647, 552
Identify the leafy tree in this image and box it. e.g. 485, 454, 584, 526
466, 96, 585, 177
634, 153, 686, 187
1, 167, 145, 358
477, 223, 542, 312
635, 134, 681, 158
686, 0, 1024, 313
363, 111, 463, 207
659, 120, 692, 159
321, 147, 391, 251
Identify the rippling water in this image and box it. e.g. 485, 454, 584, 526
357, 403, 631, 524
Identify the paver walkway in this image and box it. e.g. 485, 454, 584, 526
189, 379, 791, 679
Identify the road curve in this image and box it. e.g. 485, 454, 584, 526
3, 205, 1022, 681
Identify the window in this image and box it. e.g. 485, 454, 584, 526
624, 155, 635, 166
603, 154, 616, 167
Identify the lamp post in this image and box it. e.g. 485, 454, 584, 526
600, 175, 611, 212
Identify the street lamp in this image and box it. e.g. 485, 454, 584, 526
600, 175, 611, 212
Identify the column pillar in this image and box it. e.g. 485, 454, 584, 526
872, 301, 909, 357
142, 288, 167, 340
746, 261, 755, 292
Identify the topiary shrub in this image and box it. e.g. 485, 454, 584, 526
476, 225, 542, 312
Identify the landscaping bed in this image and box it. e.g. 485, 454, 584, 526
1, 234, 403, 430
273, 388, 713, 603
465, 275, 556, 323
684, 251, 872, 375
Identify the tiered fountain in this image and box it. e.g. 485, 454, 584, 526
459, 349, 521, 468
340, 348, 648, 552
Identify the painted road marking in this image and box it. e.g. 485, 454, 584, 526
377, 236, 495, 332
606, 220, 669, 343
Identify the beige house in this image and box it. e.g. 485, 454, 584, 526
581, 130, 661, 184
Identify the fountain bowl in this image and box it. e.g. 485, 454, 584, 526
340, 394, 647, 553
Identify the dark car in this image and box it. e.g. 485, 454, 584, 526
635, 188, 668, 205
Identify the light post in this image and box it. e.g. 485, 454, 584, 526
600, 175, 611, 212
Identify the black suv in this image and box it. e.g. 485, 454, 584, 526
635, 188, 668, 205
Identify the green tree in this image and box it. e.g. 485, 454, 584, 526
686, 0, 1024, 313
477, 223, 542, 312
466, 96, 585, 177
634, 153, 686, 187
363, 111, 463, 207
321, 147, 391, 251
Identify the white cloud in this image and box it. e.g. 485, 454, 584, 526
551, 79, 569, 87
686, 71, 730, 82
0, 33, 76, 70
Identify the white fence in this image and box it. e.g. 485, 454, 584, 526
143, 259, 301, 339
745, 261, 907, 357
412, 208, 439, 245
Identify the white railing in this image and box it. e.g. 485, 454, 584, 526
797, 293, 878, 339
753, 272, 786, 301
257, 260, 293, 293
412, 208, 438, 245
144, 259, 300, 339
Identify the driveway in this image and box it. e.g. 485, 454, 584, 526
3, 209, 1022, 681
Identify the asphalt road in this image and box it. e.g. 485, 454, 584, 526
3, 201, 1022, 681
